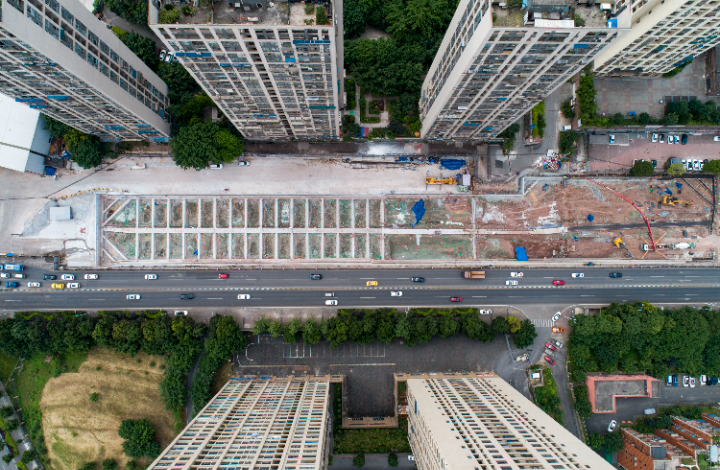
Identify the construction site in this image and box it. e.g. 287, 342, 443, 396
94, 173, 715, 265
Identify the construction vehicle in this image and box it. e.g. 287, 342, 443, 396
462, 270, 486, 279
515, 353, 529, 362
613, 238, 635, 258
425, 176, 458, 185
661, 196, 693, 206
669, 242, 695, 250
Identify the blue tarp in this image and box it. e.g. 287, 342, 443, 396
45, 167, 56, 176
440, 159, 466, 170
515, 247, 528, 261
587, 214, 594, 221
412, 200, 426, 227
664, 188, 673, 195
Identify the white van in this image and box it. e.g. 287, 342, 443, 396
325, 300, 338, 306
562, 125, 572, 131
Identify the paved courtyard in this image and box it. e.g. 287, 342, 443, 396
235, 333, 510, 417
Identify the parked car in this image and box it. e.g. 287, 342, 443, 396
411, 277, 425, 282
609, 272, 622, 278
552, 280, 565, 286
13, 273, 25, 279
652, 133, 658, 142
686, 160, 693, 171
408, 455, 415, 461
683, 376, 690, 387
510, 272, 523, 277
552, 327, 565, 333
310, 274, 322, 280
208, 164, 223, 170
609, 134, 615, 144
714, 136, 720, 141
571, 273, 584, 278
479, 309, 492, 315
450, 297, 462, 302
552, 312, 561, 322
0, 273, 8, 278
551, 339, 563, 348
667, 376, 673, 386
644, 408, 656, 415
672, 375, 678, 386
164, 51, 173, 62
145, 274, 158, 280
61, 274, 75, 280
667, 135, 674, 145
701, 374, 707, 385
238, 161, 250, 166
545, 343, 557, 351
711, 376, 719, 385
238, 294, 251, 300
659, 134, 665, 143
127, 294, 141, 300
674, 135, 680, 144
681, 134, 688, 145
651, 159, 657, 168
608, 420, 617, 432
159, 50, 167, 61
690, 377, 696, 387
544, 348, 554, 357
174, 311, 189, 316
544, 355, 555, 365
390, 291, 402, 297
43, 274, 56, 280
506, 280, 518, 285
693, 159, 701, 171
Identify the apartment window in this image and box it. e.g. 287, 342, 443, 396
26, 6, 42, 26
74, 42, 86, 59
110, 50, 119, 63
99, 40, 109, 55
61, 6, 73, 24
45, 19, 60, 39
75, 19, 87, 35
45, 0, 59, 13
87, 54, 98, 68
88, 30, 99, 46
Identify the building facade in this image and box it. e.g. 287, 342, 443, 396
147, 376, 332, 470
594, 0, 720, 76
406, 374, 615, 470
618, 428, 694, 470
148, 0, 340, 141
419, 0, 630, 142
0, 0, 170, 141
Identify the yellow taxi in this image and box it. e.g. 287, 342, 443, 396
51, 283, 65, 289
366, 281, 378, 287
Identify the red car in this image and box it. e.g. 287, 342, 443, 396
552, 280, 565, 286
218, 273, 229, 279
450, 297, 463, 302
545, 343, 557, 351
544, 355, 555, 365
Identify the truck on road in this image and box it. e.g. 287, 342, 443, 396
462, 270, 486, 279
3, 264, 24, 271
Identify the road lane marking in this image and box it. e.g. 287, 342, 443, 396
651, 276, 665, 278
472, 296, 487, 298
330, 363, 396, 367
580, 295, 595, 297
4, 300, 21, 302
360, 278, 376, 280
208, 297, 224, 300
89, 299, 105, 301
397, 278, 409, 280
360, 296, 375, 299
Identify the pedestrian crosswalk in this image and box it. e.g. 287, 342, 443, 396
531, 318, 554, 328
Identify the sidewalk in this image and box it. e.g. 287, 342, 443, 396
244, 141, 478, 156
331, 453, 415, 469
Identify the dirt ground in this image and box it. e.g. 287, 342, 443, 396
41, 348, 176, 470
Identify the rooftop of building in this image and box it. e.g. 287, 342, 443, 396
622, 429, 691, 460
491, 0, 622, 28
152, 0, 333, 26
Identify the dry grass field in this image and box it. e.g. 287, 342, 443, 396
40, 348, 177, 470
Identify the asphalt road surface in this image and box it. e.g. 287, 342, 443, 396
1, 267, 719, 310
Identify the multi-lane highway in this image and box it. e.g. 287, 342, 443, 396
1, 266, 719, 310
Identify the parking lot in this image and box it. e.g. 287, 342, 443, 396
589, 132, 720, 172
236, 332, 514, 417
585, 375, 720, 434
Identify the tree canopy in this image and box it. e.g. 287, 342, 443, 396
171, 120, 244, 170
702, 159, 720, 175
629, 160, 654, 177
117, 32, 159, 71
103, 0, 147, 26
118, 419, 161, 459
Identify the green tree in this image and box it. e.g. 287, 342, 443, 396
629, 160, 654, 176
491, 316, 509, 334
303, 319, 322, 345
388, 452, 398, 467
253, 315, 271, 335
171, 121, 243, 170
461, 314, 494, 342
2, 455, 13, 465
79, 463, 97, 470
587, 432, 604, 451
637, 112, 653, 125
101, 459, 117, 470
21, 452, 36, 465
609, 113, 625, 126
103, 0, 147, 25
702, 159, 720, 175
376, 316, 396, 343
159, 7, 180, 23
559, 130, 580, 155
69, 136, 104, 169
513, 319, 537, 349
571, 369, 587, 383
0, 405, 13, 418
90, 392, 99, 402
284, 318, 302, 343
4, 418, 19, 432
118, 419, 162, 459
316, 6, 330, 24
667, 162, 686, 176
661, 112, 679, 126
118, 32, 159, 71
344, 0, 369, 38
561, 100, 574, 119
352, 453, 365, 468
603, 431, 624, 453
497, 123, 520, 155
506, 315, 521, 333
267, 320, 283, 338
438, 315, 459, 338
41, 114, 71, 137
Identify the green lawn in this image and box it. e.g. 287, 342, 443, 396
0, 351, 19, 385
334, 419, 410, 454
15, 352, 88, 466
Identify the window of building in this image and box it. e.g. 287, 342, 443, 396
75, 19, 87, 35
45, 0, 59, 13
99, 40, 109, 55
74, 42, 86, 59
45, 19, 60, 39
26, 6, 42, 27
61, 6, 73, 24
88, 30, 99, 46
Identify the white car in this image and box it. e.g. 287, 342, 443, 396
325, 300, 338, 306
506, 280, 518, 286
714, 136, 720, 141
237, 294, 251, 300
61, 274, 75, 280
701, 374, 707, 385
652, 133, 658, 142
145, 274, 158, 280
84, 274, 98, 280
693, 159, 701, 171
174, 310, 188, 316
552, 312, 561, 322
209, 164, 223, 169
238, 161, 250, 166
608, 420, 617, 432
686, 160, 693, 171
408, 455, 415, 461
27, 282, 41, 288
0, 273, 9, 278
571, 273, 584, 278
391, 291, 402, 297
159, 50, 167, 61
479, 309, 492, 315
668, 136, 674, 145
510, 272, 523, 277
689, 377, 696, 388
67, 283, 80, 289
127, 294, 141, 300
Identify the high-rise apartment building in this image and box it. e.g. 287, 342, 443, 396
419, 0, 630, 142
148, 0, 340, 141
406, 374, 615, 470
148, 376, 332, 470
0, 0, 170, 141
594, 0, 720, 76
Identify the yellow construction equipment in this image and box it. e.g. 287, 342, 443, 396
661, 196, 693, 206
425, 176, 458, 185
613, 237, 634, 258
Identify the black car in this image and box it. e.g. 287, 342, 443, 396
681, 134, 688, 145
310, 274, 322, 280
411, 277, 425, 282
651, 159, 657, 168
180, 293, 195, 300
43, 274, 57, 280
609, 272, 623, 278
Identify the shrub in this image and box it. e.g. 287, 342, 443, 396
667, 162, 686, 176
101, 459, 117, 470
79, 463, 97, 470
0, 406, 13, 418
629, 160, 654, 176
4, 418, 19, 432
90, 392, 99, 402
571, 369, 587, 383
21, 451, 36, 464
352, 454, 365, 468
118, 419, 161, 459
159, 7, 180, 23
388, 452, 398, 467
702, 159, 720, 175
181, 5, 195, 15
304, 2, 314, 14
561, 100, 574, 119
316, 6, 329, 24
2, 455, 13, 464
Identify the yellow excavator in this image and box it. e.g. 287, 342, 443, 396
613, 237, 634, 258
425, 176, 458, 185
661, 196, 693, 206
